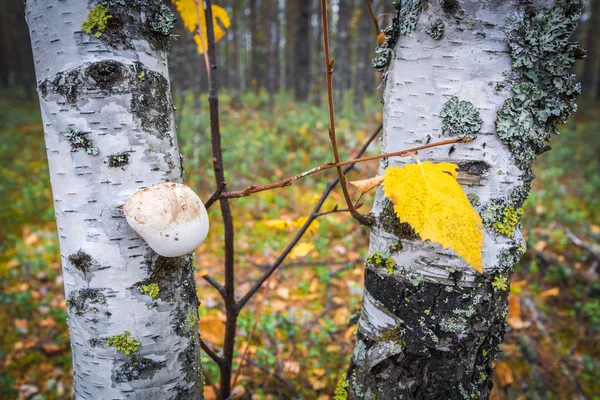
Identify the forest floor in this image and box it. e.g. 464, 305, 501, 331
0, 92, 599, 400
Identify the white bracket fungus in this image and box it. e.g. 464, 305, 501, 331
122, 182, 209, 257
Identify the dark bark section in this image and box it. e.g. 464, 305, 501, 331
91, 0, 174, 52
334, 0, 353, 104
354, 0, 374, 112
348, 267, 509, 399
294, 0, 312, 101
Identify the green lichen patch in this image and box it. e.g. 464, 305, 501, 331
106, 330, 140, 355
426, 18, 444, 40
82, 5, 113, 38
372, 1, 406, 71
440, 315, 467, 333
63, 128, 99, 155
333, 378, 349, 400
481, 200, 523, 237
67, 288, 106, 316
492, 276, 509, 292
149, 3, 176, 36
366, 252, 396, 274
113, 356, 166, 382
467, 193, 480, 207
108, 152, 130, 168
440, 96, 483, 139
399, 0, 423, 35
497, 244, 526, 273
140, 283, 160, 298
493, 205, 523, 237
497, 5, 583, 168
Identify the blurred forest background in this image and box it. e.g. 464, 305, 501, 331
1, 0, 600, 399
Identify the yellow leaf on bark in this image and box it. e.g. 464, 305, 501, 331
383, 162, 483, 273
173, 0, 231, 54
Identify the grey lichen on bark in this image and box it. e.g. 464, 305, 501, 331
349, 1, 583, 398
26, 1, 202, 398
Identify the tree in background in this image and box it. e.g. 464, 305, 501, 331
25, 1, 202, 398
347, 1, 584, 398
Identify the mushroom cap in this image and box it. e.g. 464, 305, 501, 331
122, 182, 209, 257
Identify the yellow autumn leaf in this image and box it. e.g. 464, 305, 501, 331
263, 219, 292, 230
289, 242, 315, 260
291, 217, 320, 235
173, 0, 231, 54
264, 217, 320, 235
383, 162, 483, 273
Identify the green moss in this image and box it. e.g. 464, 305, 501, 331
82, 5, 112, 38
140, 283, 160, 298
63, 128, 99, 156
440, 96, 483, 139
426, 18, 444, 40
496, 5, 583, 168
493, 206, 523, 237
333, 378, 349, 400
137, 70, 146, 82
491, 276, 509, 292
106, 330, 140, 356
379, 325, 406, 345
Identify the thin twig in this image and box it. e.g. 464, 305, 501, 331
219, 134, 467, 199
232, 284, 269, 388
204, 181, 226, 210
363, 0, 380, 35
203, 1, 237, 398
321, 0, 370, 226
202, 274, 225, 297
236, 122, 382, 312
200, 338, 223, 366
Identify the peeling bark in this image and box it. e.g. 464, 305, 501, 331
348, 1, 582, 398
26, 1, 202, 398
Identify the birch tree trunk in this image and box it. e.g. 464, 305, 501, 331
348, 1, 583, 398
26, 1, 203, 398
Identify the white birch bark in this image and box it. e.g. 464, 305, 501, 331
26, 1, 202, 398
348, 0, 583, 398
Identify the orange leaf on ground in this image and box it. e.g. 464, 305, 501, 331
494, 361, 514, 387
540, 287, 560, 298
199, 316, 226, 347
